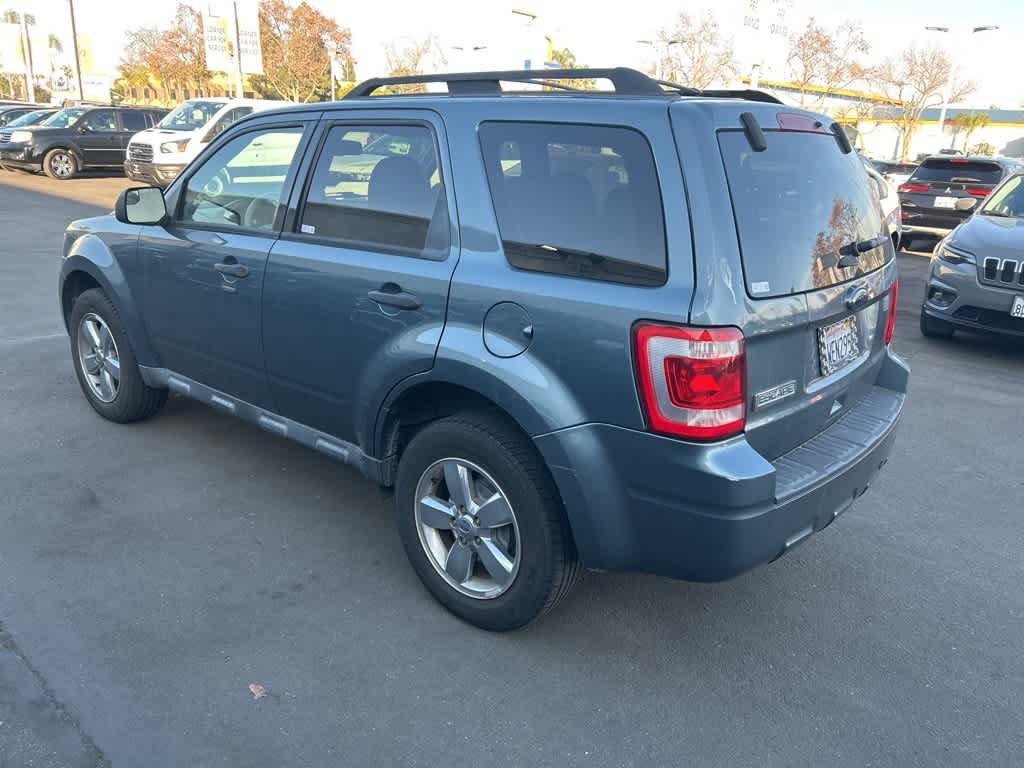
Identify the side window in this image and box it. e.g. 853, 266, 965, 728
82, 110, 116, 132
120, 111, 146, 132
180, 126, 304, 232
479, 122, 667, 286
298, 123, 449, 257
208, 107, 254, 139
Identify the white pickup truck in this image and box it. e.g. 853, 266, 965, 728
124, 97, 290, 186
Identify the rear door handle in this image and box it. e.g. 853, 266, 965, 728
368, 285, 421, 310
214, 262, 249, 278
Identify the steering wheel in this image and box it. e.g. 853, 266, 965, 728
242, 195, 279, 230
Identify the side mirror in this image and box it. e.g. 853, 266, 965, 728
115, 186, 168, 225
955, 197, 978, 212
874, 177, 888, 201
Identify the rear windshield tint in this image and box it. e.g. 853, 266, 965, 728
910, 159, 1003, 185
479, 121, 667, 287
718, 130, 889, 298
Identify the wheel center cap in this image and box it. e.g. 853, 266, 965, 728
453, 515, 477, 537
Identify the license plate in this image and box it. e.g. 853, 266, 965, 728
1012, 296, 1024, 319
818, 316, 860, 376
934, 196, 957, 209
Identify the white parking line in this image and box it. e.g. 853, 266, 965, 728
0, 331, 66, 346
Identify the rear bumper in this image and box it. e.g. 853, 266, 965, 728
124, 160, 183, 187
534, 350, 910, 581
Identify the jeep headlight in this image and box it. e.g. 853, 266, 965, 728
936, 241, 975, 265
9, 130, 32, 143
160, 139, 189, 154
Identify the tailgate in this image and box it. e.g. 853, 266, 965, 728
672, 103, 897, 460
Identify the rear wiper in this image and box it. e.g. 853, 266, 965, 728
949, 176, 983, 183
837, 235, 887, 268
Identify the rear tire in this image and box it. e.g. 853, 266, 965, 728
69, 288, 167, 423
43, 148, 78, 180
920, 309, 954, 339
395, 414, 581, 631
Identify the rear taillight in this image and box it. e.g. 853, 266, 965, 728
884, 280, 899, 345
633, 324, 746, 441
966, 187, 991, 198
900, 210, 909, 222
898, 183, 929, 193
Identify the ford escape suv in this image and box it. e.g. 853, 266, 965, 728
59, 68, 908, 630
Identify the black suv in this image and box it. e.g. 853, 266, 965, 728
898, 155, 1022, 245
0, 105, 167, 179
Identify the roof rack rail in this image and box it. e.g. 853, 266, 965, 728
698, 89, 784, 105
345, 67, 665, 98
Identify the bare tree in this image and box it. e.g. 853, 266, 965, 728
384, 36, 446, 93
657, 12, 736, 90
873, 46, 975, 161
786, 18, 870, 107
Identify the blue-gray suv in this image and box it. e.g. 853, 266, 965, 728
59, 69, 909, 630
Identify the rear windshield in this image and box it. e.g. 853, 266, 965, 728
910, 159, 1003, 185
718, 130, 889, 298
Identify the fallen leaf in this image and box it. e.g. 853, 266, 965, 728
248, 683, 267, 700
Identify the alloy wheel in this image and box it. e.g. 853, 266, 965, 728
76, 313, 121, 403
414, 458, 521, 599
50, 152, 74, 178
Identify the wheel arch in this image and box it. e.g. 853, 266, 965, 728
60, 235, 158, 365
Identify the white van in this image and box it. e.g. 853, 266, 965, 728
124, 97, 290, 186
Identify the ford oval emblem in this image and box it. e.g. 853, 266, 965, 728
845, 285, 871, 311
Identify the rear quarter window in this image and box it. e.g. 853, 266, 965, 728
718, 129, 889, 298
479, 121, 667, 287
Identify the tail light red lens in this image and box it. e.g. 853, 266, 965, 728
898, 183, 929, 193
966, 187, 991, 198
884, 280, 899, 345
633, 324, 746, 440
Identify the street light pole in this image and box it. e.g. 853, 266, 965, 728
924, 24, 999, 149
68, 0, 84, 101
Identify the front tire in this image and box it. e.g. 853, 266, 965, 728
69, 288, 167, 422
395, 414, 581, 631
920, 309, 955, 339
43, 148, 78, 180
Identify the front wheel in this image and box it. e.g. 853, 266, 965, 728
43, 148, 78, 180
69, 288, 167, 422
395, 414, 581, 631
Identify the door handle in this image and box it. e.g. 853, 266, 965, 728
368, 284, 421, 310
214, 262, 249, 278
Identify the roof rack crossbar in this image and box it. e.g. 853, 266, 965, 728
345, 67, 664, 98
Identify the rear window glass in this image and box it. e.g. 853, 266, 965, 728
479, 122, 667, 287
718, 130, 889, 298
910, 159, 1003, 185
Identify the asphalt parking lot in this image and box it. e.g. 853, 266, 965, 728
1, 170, 1022, 768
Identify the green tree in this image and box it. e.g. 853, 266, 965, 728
953, 112, 990, 153
251, 0, 354, 102
548, 46, 595, 90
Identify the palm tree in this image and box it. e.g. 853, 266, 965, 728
953, 112, 990, 153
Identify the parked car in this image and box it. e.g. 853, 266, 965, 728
0, 105, 166, 179
125, 97, 291, 187
4, 108, 57, 127
921, 171, 1024, 339
863, 160, 902, 250
870, 159, 918, 188
898, 155, 1022, 247
58, 68, 908, 630
0, 105, 39, 127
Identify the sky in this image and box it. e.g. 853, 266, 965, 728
16, 0, 1024, 107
